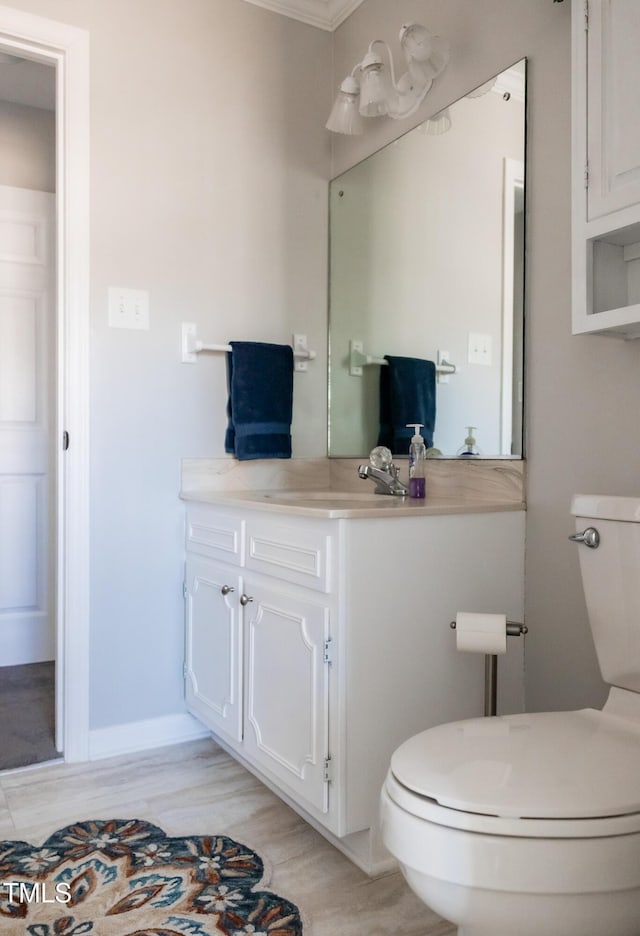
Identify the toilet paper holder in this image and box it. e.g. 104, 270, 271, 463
449, 619, 528, 717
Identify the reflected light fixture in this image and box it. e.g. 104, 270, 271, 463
326, 22, 450, 136
425, 106, 452, 135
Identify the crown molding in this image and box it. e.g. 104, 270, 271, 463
240, 0, 365, 31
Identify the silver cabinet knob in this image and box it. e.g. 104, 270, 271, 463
220, 585, 234, 596
568, 527, 600, 548
240, 593, 254, 606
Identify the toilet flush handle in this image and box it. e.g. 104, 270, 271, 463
569, 527, 600, 548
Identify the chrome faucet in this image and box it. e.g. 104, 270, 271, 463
358, 446, 408, 496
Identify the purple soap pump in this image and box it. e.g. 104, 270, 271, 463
406, 423, 426, 499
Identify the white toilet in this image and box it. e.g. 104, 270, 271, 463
380, 494, 640, 936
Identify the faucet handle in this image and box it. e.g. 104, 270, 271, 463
369, 445, 393, 469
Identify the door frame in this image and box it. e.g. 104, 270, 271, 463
501, 157, 525, 457
0, 5, 90, 761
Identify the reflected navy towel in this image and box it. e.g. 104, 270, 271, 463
378, 355, 436, 453
225, 341, 294, 461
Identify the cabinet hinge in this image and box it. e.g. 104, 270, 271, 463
323, 638, 332, 665
323, 755, 333, 783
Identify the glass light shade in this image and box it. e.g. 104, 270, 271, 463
425, 107, 452, 135
358, 52, 393, 117
466, 77, 497, 99
326, 77, 364, 135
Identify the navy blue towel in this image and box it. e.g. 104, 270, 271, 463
225, 341, 294, 461
378, 355, 436, 454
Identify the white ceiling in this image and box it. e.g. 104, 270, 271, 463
240, 0, 365, 30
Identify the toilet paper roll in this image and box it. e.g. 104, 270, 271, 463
455, 611, 507, 655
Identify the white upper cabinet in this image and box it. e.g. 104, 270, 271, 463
573, 0, 640, 336
586, 0, 640, 219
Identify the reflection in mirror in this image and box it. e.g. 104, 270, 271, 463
328, 60, 526, 459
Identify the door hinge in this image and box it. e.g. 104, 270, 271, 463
62, 430, 70, 451
182, 662, 188, 679
584, 0, 589, 31
323, 755, 333, 783
323, 638, 332, 665
584, 161, 589, 189
183, 582, 188, 599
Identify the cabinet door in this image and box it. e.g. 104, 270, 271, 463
184, 556, 243, 743
586, 0, 640, 219
242, 578, 331, 814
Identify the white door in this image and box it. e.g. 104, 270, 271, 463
0, 185, 55, 667
243, 578, 331, 814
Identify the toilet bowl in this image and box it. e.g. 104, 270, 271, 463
380, 495, 640, 936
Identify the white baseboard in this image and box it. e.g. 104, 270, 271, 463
88, 712, 210, 761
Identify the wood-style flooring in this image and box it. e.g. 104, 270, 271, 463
0, 738, 455, 935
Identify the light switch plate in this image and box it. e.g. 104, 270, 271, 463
468, 332, 492, 365
108, 287, 150, 330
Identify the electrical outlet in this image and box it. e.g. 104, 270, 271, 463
468, 332, 492, 365
108, 287, 150, 330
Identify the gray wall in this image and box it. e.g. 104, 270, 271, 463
331, 0, 640, 714
5, 0, 331, 731
0, 100, 55, 191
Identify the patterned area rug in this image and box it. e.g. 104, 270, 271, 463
0, 818, 304, 934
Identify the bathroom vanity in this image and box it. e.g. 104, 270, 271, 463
182, 483, 525, 873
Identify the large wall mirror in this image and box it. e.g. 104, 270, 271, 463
328, 60, 526, 459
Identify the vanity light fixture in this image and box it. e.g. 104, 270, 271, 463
326, 22, 450, 135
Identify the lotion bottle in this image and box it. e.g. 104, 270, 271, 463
406, 423, 426, 499
456, 426, 481, 457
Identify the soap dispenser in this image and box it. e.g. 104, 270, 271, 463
457, 426, 481, 457
406, 423, 426, 499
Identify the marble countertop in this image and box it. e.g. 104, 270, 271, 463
180, 488, 526, 519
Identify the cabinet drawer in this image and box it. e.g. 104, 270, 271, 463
186, 505, 244, 565
245, 516, 332, 593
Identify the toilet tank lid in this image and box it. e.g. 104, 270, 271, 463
571, 494, 640, 522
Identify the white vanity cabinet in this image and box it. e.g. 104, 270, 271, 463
184, 503, 337, 830
183, 498, 525, 873
572, 0, 640, 336
241, 574, 331, 815
184, 554, 243, 743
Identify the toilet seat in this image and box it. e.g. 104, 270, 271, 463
388, 708, 640, 838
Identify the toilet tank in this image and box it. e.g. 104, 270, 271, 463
571, 494, 640, 693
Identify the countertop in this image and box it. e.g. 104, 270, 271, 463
180, 488, 526, 520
